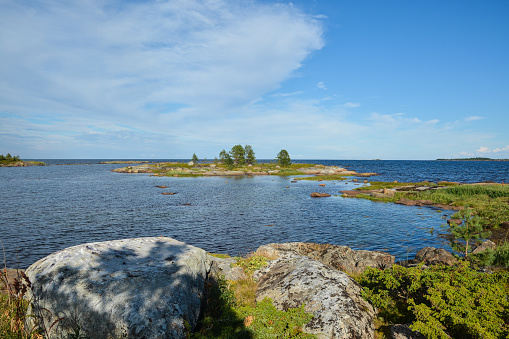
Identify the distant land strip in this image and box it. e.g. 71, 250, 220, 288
436, 157, 509, 161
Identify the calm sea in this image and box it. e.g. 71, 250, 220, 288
1, 159, 507, 268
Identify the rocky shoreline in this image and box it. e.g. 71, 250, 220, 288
4, 237, 498, 338
0, 160, 46, 167
111, 162, 378, 177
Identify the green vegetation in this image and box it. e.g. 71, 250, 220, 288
469, 241, 509, 267
192, 253, 316, 338
276, 149, 291, 167
444, 207, 491, 258
295, 175, 348, 181
245, 145, 256, 165
0, 153, 20, 163
352, 182, 509, 231
1, 269, 40, 339
191, 153, 199, 163
233, 255, 269, 277
358, 262, 509, 338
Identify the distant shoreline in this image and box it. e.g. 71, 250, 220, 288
436, 158, 509, 161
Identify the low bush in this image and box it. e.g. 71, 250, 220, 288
358, 262, 509, 338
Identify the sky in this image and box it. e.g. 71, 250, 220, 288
1, 0, 508, 160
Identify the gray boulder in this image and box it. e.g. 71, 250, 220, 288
391, 324, 425, 339
415, 247, 457, 266
254, 253, 376, 338
472, 240, 496, 254
206, 255, 247, 281
25, 237, 208, 339
256, 242, 394, 275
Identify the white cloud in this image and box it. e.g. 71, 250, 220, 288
465, 116, 484, 122
317, 81, 327, 90
477, 146, 490, 154
476, 145, 509, 154
341, 102, 361, 108
0, 0, 323, 126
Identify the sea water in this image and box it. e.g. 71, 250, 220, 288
1, 160, 507, 268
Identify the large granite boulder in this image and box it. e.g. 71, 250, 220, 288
257, 242, 394, 275
25, 237, 208, 339
254, 253, 376, 338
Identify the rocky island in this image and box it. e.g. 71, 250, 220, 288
111, 161, 378, 178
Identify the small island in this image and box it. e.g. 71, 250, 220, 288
111, 145, 378, 178
0, 153, 45, 167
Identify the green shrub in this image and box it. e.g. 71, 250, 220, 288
358, 262, 509, 338
234, 256, 268, 276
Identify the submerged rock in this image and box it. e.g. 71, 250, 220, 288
254, 253, 376, 338
25, 237, 208, 339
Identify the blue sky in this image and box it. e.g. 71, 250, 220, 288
1, 0, 508, 160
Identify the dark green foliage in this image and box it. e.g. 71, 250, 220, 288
230, 145, 246, 165
469, 241, 509, 267
276, 149, 291, 167
219, 149, 228, 161
191, 153, 199, 163
358, 262, 509, 338
444, 207, 491, 258
0, 153, 21, 164
223, 153, 234, 169
245, 145, 256, 165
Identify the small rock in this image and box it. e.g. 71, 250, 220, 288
447, 219, 463, 225
161, 192, 177, 195
155, 185, 168, 188
391, 324, 425, 339
187, 161, 194, 166
318, 184, 325, 187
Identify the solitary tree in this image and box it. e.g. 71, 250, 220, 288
230, 145, 245, 165
245, 145, 256, 165
446, 207, 491, 258
276, 149, 291, 167
191, 153, 199, 163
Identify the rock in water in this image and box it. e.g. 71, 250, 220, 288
254, 253, 376, 338
25, 237, 208, 339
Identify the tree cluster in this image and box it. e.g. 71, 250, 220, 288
0, 153, 20, 162
219, 145, 256, 167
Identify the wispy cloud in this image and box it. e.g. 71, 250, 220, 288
0, 0, 323, 132
465, 116, 485, 122
317, 81, 327, 90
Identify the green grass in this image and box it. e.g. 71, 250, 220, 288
192, 253, 317, 338
350, 182, 509, 231
355, 181, 438, 190
295, 175, 348, 181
